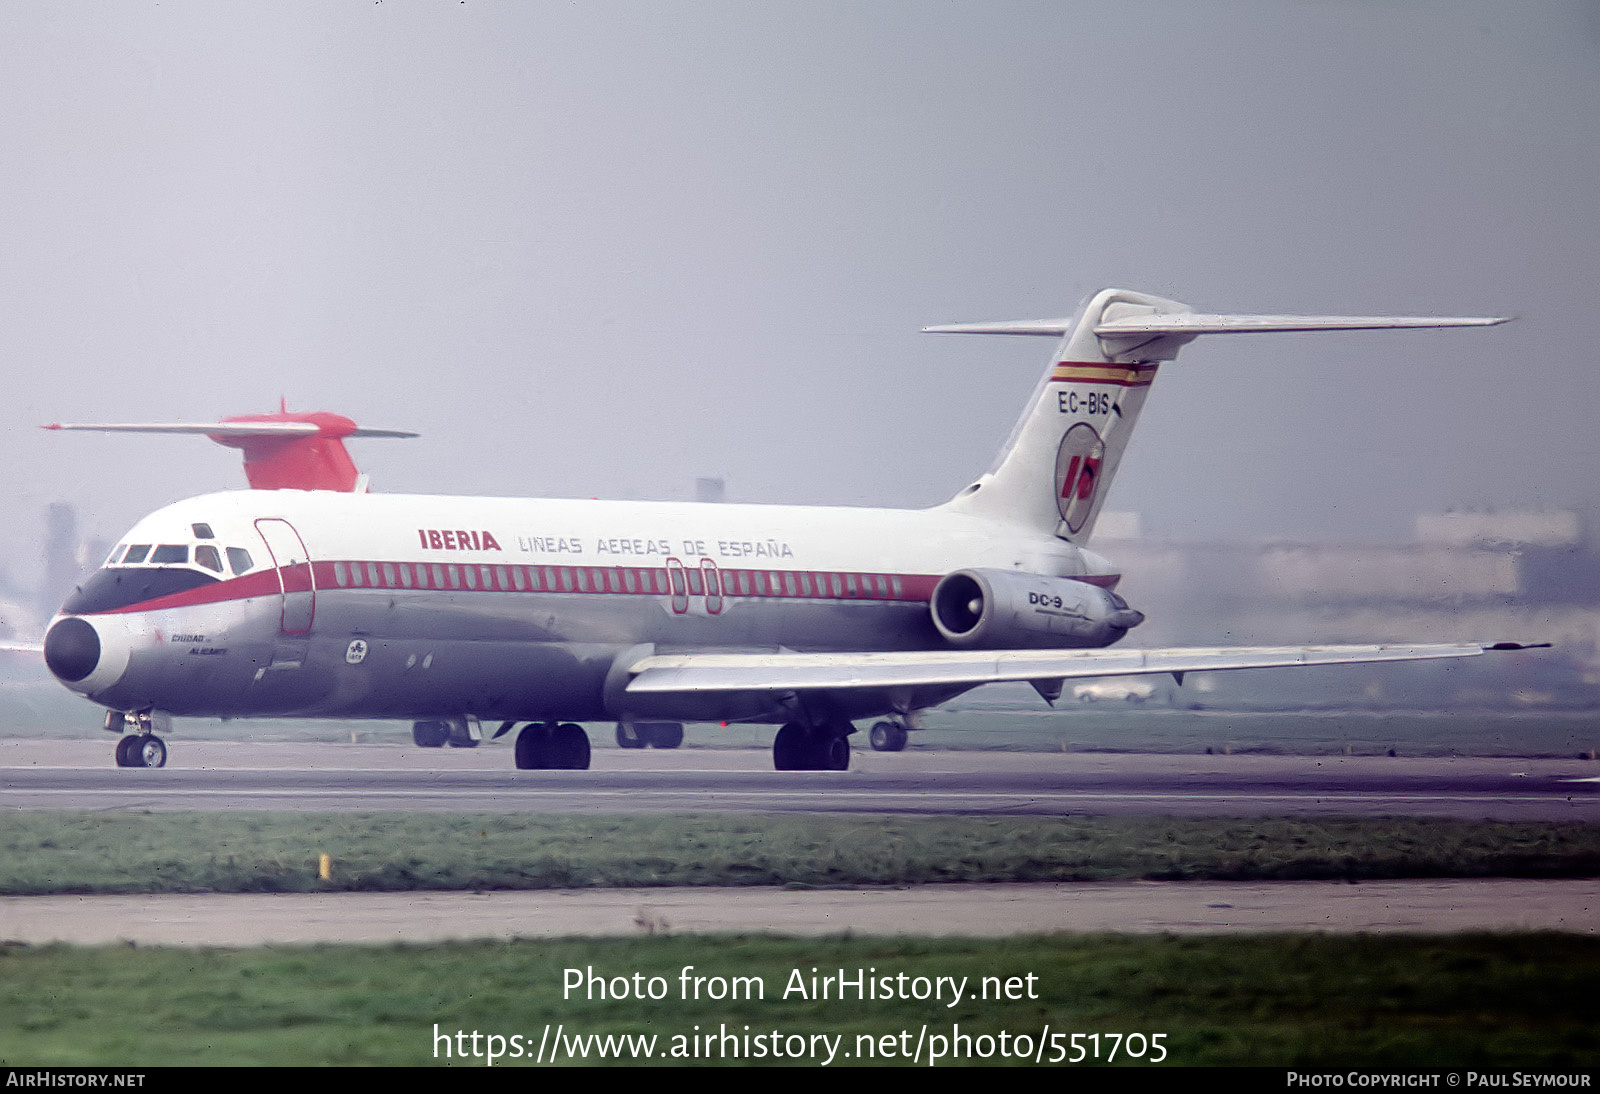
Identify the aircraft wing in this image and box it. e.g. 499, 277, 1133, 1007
627, 643, 1537, 695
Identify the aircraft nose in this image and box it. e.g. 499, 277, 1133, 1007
43, 615, 131, 695
45, 616, 100, 682
1108, 608, 1145, 629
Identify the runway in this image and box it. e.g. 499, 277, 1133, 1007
2, 739, 1596, 820
2, 740, 1595, 941
2, 879, 1594, 945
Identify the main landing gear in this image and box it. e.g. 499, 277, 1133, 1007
514, 722, 592, 770
773, 721, 853, 771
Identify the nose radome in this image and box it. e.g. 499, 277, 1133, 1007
45, 616, 100, 682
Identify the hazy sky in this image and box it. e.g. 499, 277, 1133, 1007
2, 1, 1596, 587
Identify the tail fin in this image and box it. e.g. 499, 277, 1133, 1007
43, 409, 417, 492
931, 288, 1507, 543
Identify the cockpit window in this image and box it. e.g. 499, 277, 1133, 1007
98, 537, 256, 582
191, 523, 214, 539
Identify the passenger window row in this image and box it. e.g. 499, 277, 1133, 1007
329, 561, 908, 600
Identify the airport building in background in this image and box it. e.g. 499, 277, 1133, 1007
1098, 508, 1600, 699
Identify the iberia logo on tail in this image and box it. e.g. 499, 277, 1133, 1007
1054, 422, 1105, 534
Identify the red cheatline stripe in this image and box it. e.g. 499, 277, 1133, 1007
96, 569, 284, 615
84, 563, 1119, 615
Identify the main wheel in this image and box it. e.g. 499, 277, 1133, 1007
514, 723, 547, 769
615, 724, 645, 749
774, 723, 851, 770
114, 735, 140, 767
412, 720, 449, 748
553, 723, 591, 770
646, 722, 684, 749
868, 721, 908, 752
820, 732, 851, 771
773, 722, 808, 770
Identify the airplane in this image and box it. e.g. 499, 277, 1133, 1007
38, 287, 1534, 770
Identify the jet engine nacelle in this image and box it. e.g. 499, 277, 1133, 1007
930, 568, 1144, 650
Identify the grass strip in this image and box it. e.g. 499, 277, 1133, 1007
0, 934, 1595, 1066
1, 813, 1596, 894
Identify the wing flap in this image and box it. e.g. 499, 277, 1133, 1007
626, 643, 1496, 694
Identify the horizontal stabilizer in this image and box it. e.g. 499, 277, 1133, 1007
923, 313, 1509, 339
922, 319, 1074, 336
1093, 313, 1510, 335
628, 642, 1515, 695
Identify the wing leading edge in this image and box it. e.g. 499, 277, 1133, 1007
627, 643, 1537, 695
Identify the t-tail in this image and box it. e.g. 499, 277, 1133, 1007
930, 288, 1508, 544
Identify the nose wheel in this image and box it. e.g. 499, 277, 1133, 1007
114, 734, 167, 768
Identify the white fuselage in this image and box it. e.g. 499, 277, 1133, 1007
47, 489, 1126, 726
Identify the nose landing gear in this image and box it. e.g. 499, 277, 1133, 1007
114, 733, 167, 768
107, 710, 169, 768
